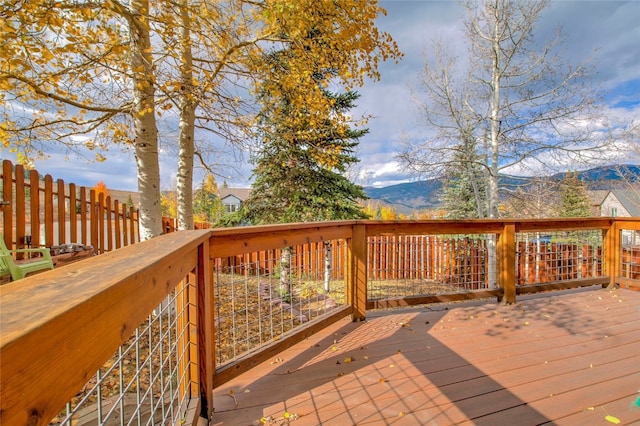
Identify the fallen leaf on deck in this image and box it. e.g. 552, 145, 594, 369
378, 378, 388, 384
605, 415, 621, 424
344, 356, 355, 363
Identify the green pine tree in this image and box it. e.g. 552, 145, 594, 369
439, 128, 487, 219
558, 172, 591, 217
238, 54, 369, 225
231, 48, 369, 298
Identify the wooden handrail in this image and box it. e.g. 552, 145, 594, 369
0, 230, 211, 425
208, 221, 355, 257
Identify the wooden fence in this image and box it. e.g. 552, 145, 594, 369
211, 235, 610, 289
1, 159, 140, 261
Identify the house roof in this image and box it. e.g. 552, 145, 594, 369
219, 188, 251, 202
588, 190, 609, 206
610, 189, 640, 216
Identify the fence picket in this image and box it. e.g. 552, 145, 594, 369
69, 183, 77, 242
15, 165, 25, 259
57, 179, 66, 245
29, 169, 41, 248
44, 175, 54, 246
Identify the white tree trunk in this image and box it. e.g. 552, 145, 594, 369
176, 0, 195, 231
323, 241, 331, 293
488, 0, 501, 221
280, 247, 292, 300
130, 0, 162, 240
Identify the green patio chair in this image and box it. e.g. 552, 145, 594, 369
0, 235, 54, 281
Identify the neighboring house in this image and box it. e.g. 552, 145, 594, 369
589, 189, 640, 246
589, 189, 640, 217
218, 188, 251, 214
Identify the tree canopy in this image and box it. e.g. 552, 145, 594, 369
399, 0, 607, 219
2, 0, 401, 237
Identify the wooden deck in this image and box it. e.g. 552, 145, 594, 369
211, 286, 640, 425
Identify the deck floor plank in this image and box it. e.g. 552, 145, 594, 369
211, 287, 640, 425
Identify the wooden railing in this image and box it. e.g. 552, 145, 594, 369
1, 218, 639, 425
1, 159, 140, 259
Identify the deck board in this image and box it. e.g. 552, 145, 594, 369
211, 287, 640, 425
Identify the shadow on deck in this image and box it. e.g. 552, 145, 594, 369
211, 286, 640, 425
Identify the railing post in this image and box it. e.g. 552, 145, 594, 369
197, 239, 214, 419
498, 223, 516, 304
347, 224, 367, 321
603, 220, 619, 288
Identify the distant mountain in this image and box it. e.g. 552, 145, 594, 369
550, 164, 640, 187
364, 164, 640, 214
365, 180, 442, 214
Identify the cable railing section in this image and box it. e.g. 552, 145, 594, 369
51, 285, 191, 425
515, 229, 604, 286
208, 223, 355, 385
367, 233, 493, 301
213, 240, 348, 367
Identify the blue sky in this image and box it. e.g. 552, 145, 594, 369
5, 0, 640, 191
